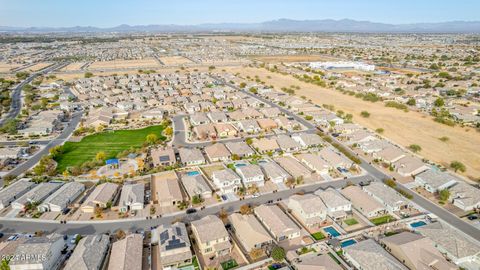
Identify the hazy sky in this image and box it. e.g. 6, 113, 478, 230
1, 0, 479, 27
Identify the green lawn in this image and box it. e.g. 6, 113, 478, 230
311, 231, 326, 240
55, 125, 165, 172
344, 218, 359, 226
221, 259, 238, 270
370, 215, 395, 226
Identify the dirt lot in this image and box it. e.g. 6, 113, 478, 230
88, 58, 160, 70
0, 62, 21, 73
20, 62, 53, 72
159, 56, 192, 65
226, 67, 480, 180
61, 62, 87, 71
251, 54, 338, 63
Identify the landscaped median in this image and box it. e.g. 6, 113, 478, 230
54, 125, 166, 173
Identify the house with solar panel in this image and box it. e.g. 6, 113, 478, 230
151, 222, 192, 268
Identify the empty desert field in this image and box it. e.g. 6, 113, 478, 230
88, 58, 160, 70
20, 62, 53, 72
252, 54, 338, 63
61, 61, 87, 71
227, 66, 480, 180
159, 56, 192, 65
0, 62, 21, 73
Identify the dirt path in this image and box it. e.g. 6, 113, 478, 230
227, 67, 480, 180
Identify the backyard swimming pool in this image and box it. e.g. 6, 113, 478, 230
410, 221, 427, 228
186, 171, 200, 176
234, 163, 247, 168
341, 239, 357, 248
324, 226, 341, 237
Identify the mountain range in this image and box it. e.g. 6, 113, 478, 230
2, 19, 480, 33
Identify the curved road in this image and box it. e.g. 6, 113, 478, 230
0, 62, 69, 127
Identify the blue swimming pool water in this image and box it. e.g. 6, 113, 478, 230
341, 239, 357, 248
234, 163, 247, 168
187, 171, 200, 176
324, 226, 341, 237
410, 221, 427, 228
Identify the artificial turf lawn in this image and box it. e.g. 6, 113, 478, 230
370, 215, 395, 225
55, 125, 165, 172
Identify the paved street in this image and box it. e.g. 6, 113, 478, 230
1, 111, 83, 183
0, 62, 68, 127
0, 175, 372, 234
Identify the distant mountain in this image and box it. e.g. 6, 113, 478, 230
2, 19, 480, 33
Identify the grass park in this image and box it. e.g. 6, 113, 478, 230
55, 125, 166, 172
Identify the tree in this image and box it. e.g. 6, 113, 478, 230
375, 128, 384, 134
95, 151, 106, 162
0, 119, 18, 135
271, 246, 286, 262
245, 138, 253, 145
192, 195, 203, 205
450, 161, 466, 173
163, 126, 173, 136
218, 208, 228, 222
438, 136, 449, 142
439, 189, 450, 202
360, 111, 370, 118
385, 179, 397, 188
239, 82, 246, 88
408, 144, 422, 153
240, 204, 252, 215
434, 97, 445, 107
406, 98, 416, 106
146, 133, 159, 145
249, 248, 263, 260
84, 72, 94, 78
49, 145, 63, 159
115, 229, 126, 240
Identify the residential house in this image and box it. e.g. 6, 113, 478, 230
257, 118, 278, 131
318, 147, 353, 169
204, 143, 231, 162
11, 182, 63, 210
118, 183, 144, 212
214, 123, 237, 138
414, 170, 458, 193
416, 222, 480, 269
380, 232, 457, 270
341, 186, 386, 218
108, 234, 143, 270
274, 156, 312, 180
237, 120, 261, 134
81, 182, 119, 213
190, 113, 210, 126
0, 179, 35, 210
449, 182, 480, 211
393, 156, 429, 177
276, 135, 302, 153
9, 234, 64, 270
228, 213, 273, 252
315, 188, 352, 220
178, 148, 205, 166
225, 141, 255, 158
64, 234, 110, 270
191, 215, 232, 256
297, 153, 330, 175
293, 253, 343, 270
236, 164, 265, 187
259, 161, 291, 184
38, 182, 84, 212
288, 194, 327, 227
363, 182, 410, 213
150, 147, 176, 167
151, 174, 183, 207
211, 169, 242, 194
343, 239, 408, 270
291, 133, 323, 149
254, 204, 301, 241
374, 146, 406, 164
151, 222, 192, 268
252, 138, 280, 154
181, 174, 212, 199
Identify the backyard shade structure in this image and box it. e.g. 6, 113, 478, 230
106, 158, 119, 165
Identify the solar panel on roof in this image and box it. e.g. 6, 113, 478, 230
175, 226, 182, 236
159, 155, 170, 162
160, 230, 169, 244
165, 238, 186, 250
